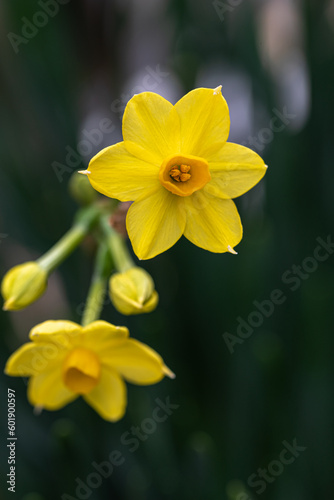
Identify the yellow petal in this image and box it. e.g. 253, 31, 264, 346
83, 368, 126, 422
88, 142, 160, 202
184, 193, 242, 252
126, 188, 186, 260
27, 366, 77, 410
29, 320, 81, 348
111, 287, 159, 316
102, 338, 173, 385
5, 341, 69, 377
174, 86, 230, 157
122, 92, 180, 162
124, 140, 163, 165
81, 321, 129, 353
5, 343, 36, 376
205, 143, 267, 199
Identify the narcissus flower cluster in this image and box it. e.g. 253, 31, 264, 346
84, 86, 267, 259
3, 86, 267, 422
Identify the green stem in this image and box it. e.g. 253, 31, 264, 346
100, 215, 134, 273
81, 243, 111, 326
37, 205, 101, 274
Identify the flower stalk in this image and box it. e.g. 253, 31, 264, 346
100, 214, 134, 273
38, 204, 101, 274
1, 204, 104, 311
81, 243, 111, 327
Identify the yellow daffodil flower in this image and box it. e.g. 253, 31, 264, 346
83, 86, 267, 260
109, 267, 159, 315
5, 320, 174, 421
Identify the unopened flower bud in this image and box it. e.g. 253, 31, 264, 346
69, 172, 98, 205
109, 267, 158, 315
1, 262, 48, 311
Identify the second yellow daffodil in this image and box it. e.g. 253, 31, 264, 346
5, 320, 174, 421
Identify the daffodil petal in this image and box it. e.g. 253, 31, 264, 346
123, 140, 162, 165
174, 86, 230, 157
81, 321, 129, 353
184, 193, 242, 252
5, 342, 68, 377
123, 92, 180, 161
29, 320, 80, 338
84, 368, 126, 422
87, 142, 160, 202
102, 338, 170, 385
126, 188, 186, 260
205, 143, 267, 199
29, 320, 81, 348
28, 367, 77, 410
83, 321, 129, 339
5, 343, 37, 376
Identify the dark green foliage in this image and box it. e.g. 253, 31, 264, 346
1, 1, 333, 499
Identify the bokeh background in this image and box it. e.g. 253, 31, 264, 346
1, 0, 334, 499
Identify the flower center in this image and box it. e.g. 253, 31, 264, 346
169, 164, 191, 183
63, 347, 101, 395
159, 154, 211, 197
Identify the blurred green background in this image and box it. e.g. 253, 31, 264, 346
1, 0, 334, 499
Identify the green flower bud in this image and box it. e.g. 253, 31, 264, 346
1, 262, 48, 311
109, 267, 159, 315
68, 172, 98, 206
